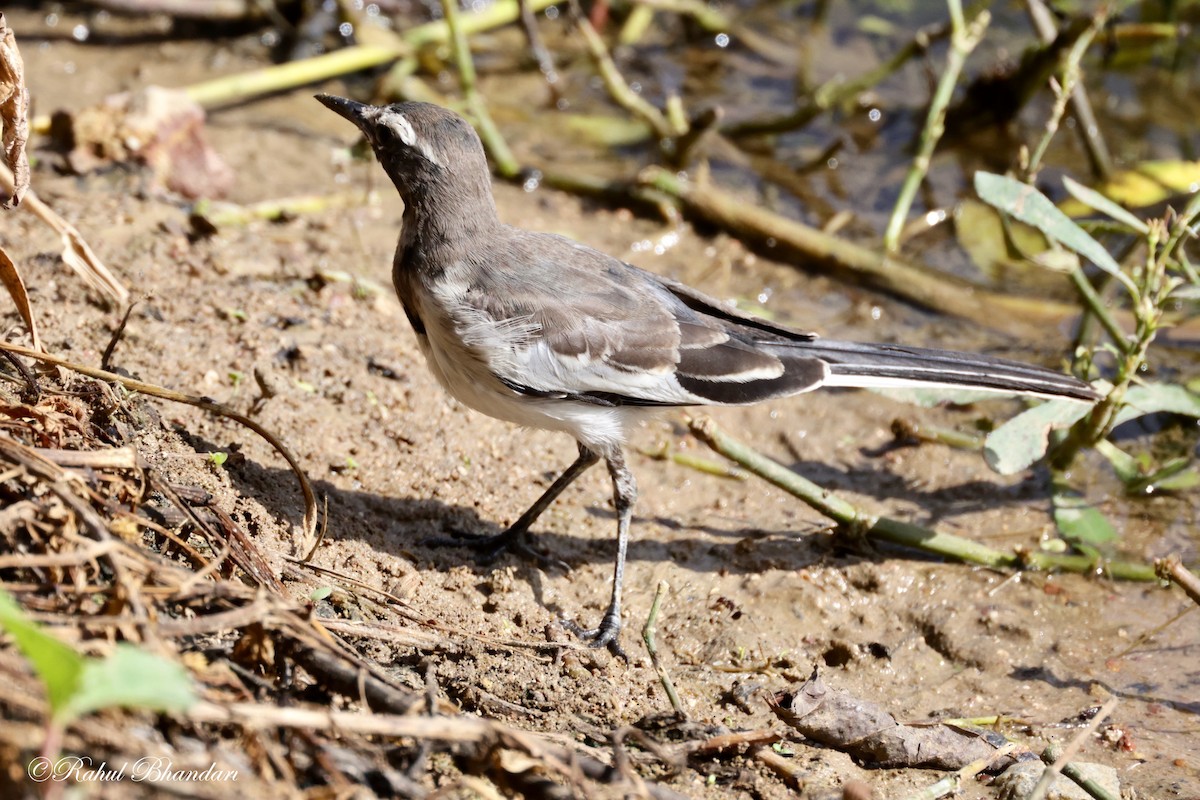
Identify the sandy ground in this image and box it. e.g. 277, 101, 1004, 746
2, 8, 1198, 798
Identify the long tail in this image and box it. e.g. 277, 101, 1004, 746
799, 339, 1099, 402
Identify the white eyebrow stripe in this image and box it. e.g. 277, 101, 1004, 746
377, 110, 442, 167
394, 115, 416, 145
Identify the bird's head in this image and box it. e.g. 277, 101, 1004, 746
315, 95, 492, 210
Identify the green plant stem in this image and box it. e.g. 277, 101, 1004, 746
723, 22, 951, 138
688, 415, 1157, 581
618, 4, 655, 45
1163, 187, 1200, 257
1043, 746, 1123, 800
404, 0, 562, 47
1069, 267, 1131, 355
672, 107, 723, 167
440, 0, 519, 177
626, 0, 790, 63
517, 0, 560, 102
177, 0, 559, 109
377, 56, 451, 107
1023, 8, 1105, 181
184, 45, 402, 108
1026, 0, 1113, 179
895, 420, 985, 451
1054, 224, 1172, 469
1033, 698, 1120, 800
947, 0, 965, 30
1049, 384, 1120, 472
642, 581, 684, 715
535, 169, 674, 216
570, 1, 683, 141
639, 444, 747, 479
883, 4, 990, 253
1068, 231, 1144, 361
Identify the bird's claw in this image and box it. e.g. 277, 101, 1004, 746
562, 611, 627, 660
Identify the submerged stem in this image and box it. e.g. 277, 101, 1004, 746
883, 5, 990, 253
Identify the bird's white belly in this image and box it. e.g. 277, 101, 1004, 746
413, 307, 635, 457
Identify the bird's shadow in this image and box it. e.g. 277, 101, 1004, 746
174, 427, 1049, 601
174, 429, 835, 604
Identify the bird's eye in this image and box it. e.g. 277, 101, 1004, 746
372, 126, 396, 146
372, 110, 420, 149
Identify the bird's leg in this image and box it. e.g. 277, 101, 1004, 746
566, 448, 636, 657
431, 443, 600, 567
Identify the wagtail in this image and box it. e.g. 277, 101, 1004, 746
316, 95, 1099, 652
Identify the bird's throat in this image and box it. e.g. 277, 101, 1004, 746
397, 195, 498, 273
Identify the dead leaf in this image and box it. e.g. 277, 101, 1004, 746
0, 244, 39, 350
769, 668, 1019, 771
52, 85, 234, 199
0, 396, 91, 438
0, 13, 30, 208
0, 17, 123, 308
1059, 159, 1200, 216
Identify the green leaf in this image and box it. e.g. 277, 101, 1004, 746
974, 172, 1125, 279
1132, 458, 1196, 494
310, 586, 333, 602
1112, 383, 1200, 427
1148, 466, 1200, 492
0, 591, 194, 724
1061, 176, 1150, 234
1093, 439, 1142, 485
1052, 484, 1119, 554
1169, 284, 1200, 300
983, 400, 1092, 474
0, 590, 85, 719
1058, 160, 1200, 213
1095, 440, 1197, 494
64, 645, 195, 721
867, 386, 1007, 408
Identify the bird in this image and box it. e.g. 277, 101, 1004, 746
315, 94, 1100, 653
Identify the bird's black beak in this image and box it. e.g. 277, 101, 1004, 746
315, 94, 370, 131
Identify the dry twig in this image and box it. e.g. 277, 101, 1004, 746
0, 341, 317, 546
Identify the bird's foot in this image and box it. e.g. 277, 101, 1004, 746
424, 526, 568, 572
562, 609, 627, 660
